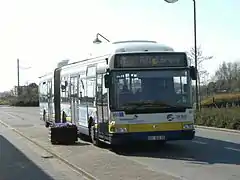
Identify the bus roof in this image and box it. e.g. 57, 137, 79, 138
89, 40, 174, 57
38, 72, 53, 80
111, 40, 174, 54
55, 40, 177, 72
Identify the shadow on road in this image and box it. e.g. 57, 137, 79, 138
0, 135, 55, 180
113, 136, 240, 165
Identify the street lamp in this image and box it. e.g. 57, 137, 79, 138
164, 0, 178, 3
164, 0, 199, 110
93, 33, 110, 44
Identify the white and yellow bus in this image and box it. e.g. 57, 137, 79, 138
39, 40, 197, 146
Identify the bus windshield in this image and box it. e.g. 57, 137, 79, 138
111, 69, 192, 111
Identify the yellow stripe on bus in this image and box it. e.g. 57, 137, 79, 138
113, 121, 193, 133
66, 117, 71, 122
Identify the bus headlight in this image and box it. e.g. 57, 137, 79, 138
115, 127, 128, 133
183, 124, 194, 129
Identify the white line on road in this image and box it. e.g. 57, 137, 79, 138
4, 112, 21, 119
224, 147, 240, 152
2, 112, 27, 122
192, 140, 207, 145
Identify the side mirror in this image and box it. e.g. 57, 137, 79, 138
104, 74, 111, 88
190, 66, 197, 80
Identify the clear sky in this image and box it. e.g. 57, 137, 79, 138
0, 0, 239, 92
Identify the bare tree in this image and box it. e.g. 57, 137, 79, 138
187, 46, 213, 106
187, 46, 213, 85
214, 61, 240, 92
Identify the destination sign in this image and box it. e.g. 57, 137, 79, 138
114, 52, 188, 68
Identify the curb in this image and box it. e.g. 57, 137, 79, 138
0, 120, 98, 180
195, 125, 240, 134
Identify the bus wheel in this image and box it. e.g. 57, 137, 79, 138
90, 126, 101, 147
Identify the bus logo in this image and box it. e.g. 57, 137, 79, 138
167, 114, 174, 121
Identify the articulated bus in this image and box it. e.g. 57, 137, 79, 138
39, 40, 197, 146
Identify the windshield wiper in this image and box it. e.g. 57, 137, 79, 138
122, 100, 175, 108
122, 100, 190, 109
121, 103, 144, 109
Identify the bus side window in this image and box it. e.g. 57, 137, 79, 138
39, 83, 43, 102
42, 82, 47, 102
102, 78, 108, 105
47, 80, 52, 97
86, 77, 96, 107
79, 78, 87, 105
96, 74, 102, 104
61, 77, 67, 102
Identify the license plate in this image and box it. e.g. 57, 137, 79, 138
148, 135, 165, 140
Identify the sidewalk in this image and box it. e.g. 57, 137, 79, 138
1, 120, 181, 180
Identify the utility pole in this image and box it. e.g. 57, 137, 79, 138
193, 0, 199, 111
163, 0, 199, 110
17, 58, 20, 96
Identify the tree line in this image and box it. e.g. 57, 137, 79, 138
202, 61, 240, 95
0, 83, 39, 106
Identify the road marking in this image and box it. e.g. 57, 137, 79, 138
4, 112, 25, 120
0, 119, 98, 180
5, 112, 17, 118
192, 140, 207, 145
225, 147, 240, 152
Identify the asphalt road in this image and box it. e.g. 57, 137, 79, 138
0, 106, 239, 180
120, 129, 240, 180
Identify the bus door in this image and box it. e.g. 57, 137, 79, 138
96, 74, 109, 140
70, 75, 79, 124
47, 80, 53, 122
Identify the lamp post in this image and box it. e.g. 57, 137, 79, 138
164, 0, 199, 110
17, 58, 31, 96
93, 33, 110, 44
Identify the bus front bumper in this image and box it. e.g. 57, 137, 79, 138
108, 130, 195, 145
